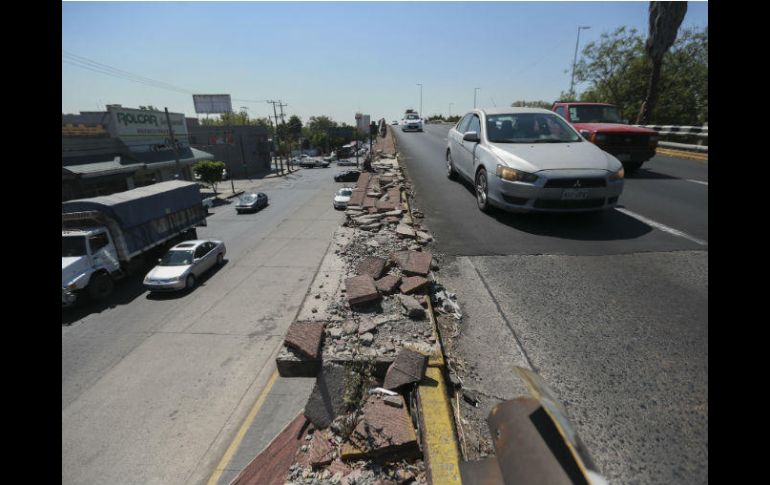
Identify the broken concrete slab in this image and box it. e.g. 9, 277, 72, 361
284, 321, 325, 359
348, 189, 366, 207
304, 363, 352, 429
391, 251, 433, 276
400, 276, 430, 294
383, 395, 404, 408
374, 275, 401, 295
395, 224, 416, 238
229, 412, 312, 485
308, 429, 336, 468
345, 275, 382, 306
356, 256, 387, 279
383, 349, 428, 390
341, 395, 419, 461
398, 295, 426, 320
276, 346, 321, 378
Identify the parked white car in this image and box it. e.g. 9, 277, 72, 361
333, 187, 355, 210
446, 108, 624, 213
144, 239, 226, 292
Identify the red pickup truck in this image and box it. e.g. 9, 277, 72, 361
551, 102, 659, 172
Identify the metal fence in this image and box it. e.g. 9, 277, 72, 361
636, 124, 708, 152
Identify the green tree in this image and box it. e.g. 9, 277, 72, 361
637, 1, 688, 124
192, 160, 226, 195
511, 100, 553, 109
287, 115, 303, 142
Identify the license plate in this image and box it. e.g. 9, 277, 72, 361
616, 153, 631, 162
561, 189, 590, 200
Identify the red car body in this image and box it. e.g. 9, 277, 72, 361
551, 102, 659, 171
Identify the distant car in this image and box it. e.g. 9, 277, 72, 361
446, 108, 624, 214
391, 120, 398, 125
235, 192, 268, 213
314, 159, 330, 168
337, 159, 357, 166
401, 113, 423, 132
335, 170, 361, 182
144, 239, 226, 292
202, 197, 215, 210
333, 187, 355, 209
300, 159, 316, 168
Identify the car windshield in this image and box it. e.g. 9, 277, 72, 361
159, 250, 194, 266
337, 189, 353, 196
486, 113, 581, 143
570, 105, 623, 123
62, 235, 87, 257
406, 114, 419, 120
240, 194, 258, 204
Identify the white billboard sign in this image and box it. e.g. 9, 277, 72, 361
107, 107, 189, 153
193, 94, 233, 114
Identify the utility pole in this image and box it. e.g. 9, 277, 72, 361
225, 110, 235, 194
277, 101, 289, 172
570, 26, 591, 99
417, 83, 423, 117
164, 108, 183, 180
266, 100, 284, 174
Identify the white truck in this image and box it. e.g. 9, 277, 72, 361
62, 181, 208, 306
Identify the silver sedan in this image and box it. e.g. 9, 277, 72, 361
144, 239, 226, 292
446, 108, 625, 213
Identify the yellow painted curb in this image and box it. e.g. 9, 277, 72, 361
418, 366, 463, 485
656, 147, 708, 161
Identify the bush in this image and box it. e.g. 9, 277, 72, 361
193, 160, 226, 195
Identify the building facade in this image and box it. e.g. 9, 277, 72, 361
186, 124, 272, 178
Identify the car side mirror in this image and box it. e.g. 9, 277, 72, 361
463, 131, 480, 143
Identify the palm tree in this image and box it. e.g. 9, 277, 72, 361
637, 1, 688, 124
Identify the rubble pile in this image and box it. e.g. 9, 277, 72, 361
270, 132, 440, 484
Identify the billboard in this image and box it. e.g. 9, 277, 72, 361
107, 107, 189, 153
193, 94, 233, 114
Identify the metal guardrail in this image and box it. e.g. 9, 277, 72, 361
637, 125, 708, 152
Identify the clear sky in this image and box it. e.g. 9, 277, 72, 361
62, 1, 708, 124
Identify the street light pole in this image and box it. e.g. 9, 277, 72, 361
474, 88, 480, 109
570, 25, 591, 99
417, 83, 423, 116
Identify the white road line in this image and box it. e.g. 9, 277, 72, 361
615, 208, 708, 246
686, 179, 708, 186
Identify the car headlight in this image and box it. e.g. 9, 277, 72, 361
496, 165, 538, 183
609, 167, 625, 181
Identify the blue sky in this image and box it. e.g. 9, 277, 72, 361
62, 1, 708, 124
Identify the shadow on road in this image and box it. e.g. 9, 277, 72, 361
625, 168, 679, 180
456, 179, 653, 241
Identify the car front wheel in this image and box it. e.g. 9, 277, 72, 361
447, 151, 458, 180
186, 275, 196, 290
475, 168, 492, 213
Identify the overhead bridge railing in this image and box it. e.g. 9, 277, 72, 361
636, 124, 708, 153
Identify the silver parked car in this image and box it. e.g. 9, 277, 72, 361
333, 187, 355, 210
144, 239, 226, 292
235, 192, 268, 213
446, 108, 624, 213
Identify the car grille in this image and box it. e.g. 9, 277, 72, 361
544, 178, 606, 188
602, 133, 650, 147
534, 198, 606, 209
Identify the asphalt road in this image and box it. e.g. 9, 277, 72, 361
394, 124, 708, 484
62, 166, 348, 485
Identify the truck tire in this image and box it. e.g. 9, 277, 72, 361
88, 273, 114, 301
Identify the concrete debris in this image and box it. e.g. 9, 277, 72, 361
304, 363, 352, 429
383, 396, 404, 408
360, 332, 375, 345
383, 349, 428, 390
374, 275, 401, 295
395, 224, 416, 238
400, 276, 430, 295
398, 295, 426, 320
391, 251, 433, 276
308, 430, 336, 468
284, 321, 325, 359
345, 275, 381, 306
342, 395, 419, 461
356, 256, 388, 279
368, 387, 399, 396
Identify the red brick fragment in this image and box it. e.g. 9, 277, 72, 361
284, 321, 324, 359
343, 395, 419, 461
357, 256, 387, 279
400, 276, 429, 294
345, 275, 381, 305
391, 251, 433, 276
383, 349, 428, 390
374, 275, 401, 294
308, 430, 336, 468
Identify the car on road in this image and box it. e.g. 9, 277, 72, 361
144, 239, 226, 292
446, 108, 625, 214
235, 192, 268, 213
551, 102, 658, 172
401, 113, 423, 132
314, 159, 330, 168
333, 187, 355, 209
391, 120, 398, 125
337, 159, 357, 166
299, 158, 317, 168
334, 170, 361, 182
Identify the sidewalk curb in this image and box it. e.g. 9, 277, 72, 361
655, 147, 708, 162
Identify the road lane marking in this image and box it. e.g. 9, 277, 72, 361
206, 369, 279, 485
615, 208, 707, 246
686, 179, 708, 186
